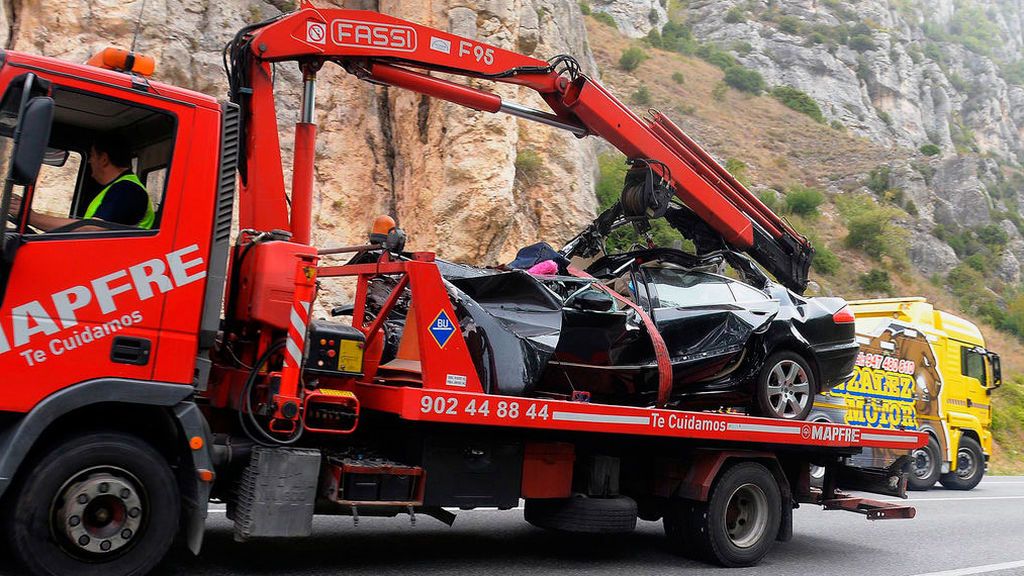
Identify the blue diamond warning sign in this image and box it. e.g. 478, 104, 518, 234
428, 310, 456, 348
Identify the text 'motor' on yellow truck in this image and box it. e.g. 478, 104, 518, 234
809, 297, 1001, 490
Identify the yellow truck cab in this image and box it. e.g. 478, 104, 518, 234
809, 297, 1001, 490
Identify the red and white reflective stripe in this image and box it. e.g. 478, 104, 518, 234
286, 301, 310, 368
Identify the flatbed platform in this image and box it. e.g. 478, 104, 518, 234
348, 382, 925, 451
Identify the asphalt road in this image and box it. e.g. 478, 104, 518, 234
3, 477, 1023, 576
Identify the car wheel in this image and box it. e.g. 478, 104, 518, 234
907, 435, 941, 491
939, 436, 984, 491
524, 496, 637, 533
4, 432, 180, 576
664, 462, 781, 567
755, 351, 816, 420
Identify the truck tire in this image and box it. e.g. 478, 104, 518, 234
908, 435, 941, 491
664, 462, 781, 567
524, 496, 637, 533
939, 436, 984, 491
3, 432, 180, 576
755, 351, 816, 420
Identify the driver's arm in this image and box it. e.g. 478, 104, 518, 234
27, 211, 103, 232
9, 195, 103, 232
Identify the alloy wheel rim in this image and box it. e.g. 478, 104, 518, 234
765, 359, 810, 418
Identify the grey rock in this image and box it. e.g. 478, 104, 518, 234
996, 250, 1021, 284
589, 0, 668, 38
909, 233, 959, 278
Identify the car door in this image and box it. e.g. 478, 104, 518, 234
644, 268, 777, 383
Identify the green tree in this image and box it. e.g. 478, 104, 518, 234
619, 47, 648, 71
785, 185, 825, 217
859, 269, 893, 294
723, 66, 765, 94
771, 86, 825, 123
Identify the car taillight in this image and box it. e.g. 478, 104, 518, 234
833, 306, 855, 324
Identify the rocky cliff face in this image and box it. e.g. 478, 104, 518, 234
2, 0, 598, 267
653, 0, 1024, 283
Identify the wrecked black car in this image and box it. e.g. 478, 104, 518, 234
346, 185, 856, 420
529, 247, 858, 419
352, 242, 856, 420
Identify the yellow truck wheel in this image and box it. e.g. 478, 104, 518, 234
939, 436, 984, 491
907, 435, 941, 491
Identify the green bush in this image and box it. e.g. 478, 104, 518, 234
672, 71, 685, 84
866, 165, 891, 194
592, 11, 617, 27
919, 143, 941, 156
977, 224, 1009, 247
696, 44, 737, 70
838, 194, 908, 264
660, 21, 699, 55
785, 185, 825, 217
770, 86, 825, 123
859, 269, 893, 294
723, 66, 765, 94
830, 119, 845, 130
514, 149, 546, 186
812, 245, 840, 275
712, 81, 729, 101
724, 6, 746, 23
645, 29, 663, 48
725, 158, 750, 186
877, 110, 892, 126
905, 199, 918, 216
848, 33, 876, 52
631, 85, 652, 105
758, 190, 780, 213
619, 47, 648, 71
578, 2, 591, 15
777, 16, 802, 35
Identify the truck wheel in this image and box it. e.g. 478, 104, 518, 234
939, 436, 984, 491
3, 432, 180, 576
524, 496, 637, 533
664, 462, 781, 567
755, 352, 815, 420
908, 435, 941, 491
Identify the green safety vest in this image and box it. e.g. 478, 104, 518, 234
83, 172, 155, 230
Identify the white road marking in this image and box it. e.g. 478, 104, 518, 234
882, 496, 1024, 503
909, 559, 1024, 576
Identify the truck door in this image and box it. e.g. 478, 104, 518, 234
959, 345, 992, 432
0, 68, 204, 413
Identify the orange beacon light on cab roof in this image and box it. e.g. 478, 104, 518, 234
86, 47, 156, 77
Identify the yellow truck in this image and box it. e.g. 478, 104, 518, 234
809, 298, 1001, 490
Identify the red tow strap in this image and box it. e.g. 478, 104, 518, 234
567, 266, 674, 407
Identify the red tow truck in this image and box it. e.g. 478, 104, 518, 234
0, 4, 923, 575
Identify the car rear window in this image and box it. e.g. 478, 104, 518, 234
647, 269, 735, 307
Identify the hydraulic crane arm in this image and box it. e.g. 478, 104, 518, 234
226, 2, 813, 292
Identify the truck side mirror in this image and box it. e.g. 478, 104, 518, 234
988, 353, 1001, 391
9, 96, 54, 186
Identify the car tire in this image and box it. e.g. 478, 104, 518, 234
755, 351, 816, 420
664, 462, 781, 567
939, 436, 984, 491
907, 435, 942, 491
4, 432, 180, 576
524, 496, 637, 533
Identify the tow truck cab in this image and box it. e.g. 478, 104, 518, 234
0, 51, 230, 414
